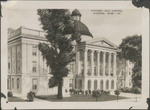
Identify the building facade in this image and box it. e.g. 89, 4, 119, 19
117, 59, 134, 89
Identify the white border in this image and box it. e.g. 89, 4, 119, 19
1, 1, 149, 109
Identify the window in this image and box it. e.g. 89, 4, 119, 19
106, 80, 109, 90
94, 66, 97, 76
32, 46, 37, 56
7, 79, 9, 89
129, 69, 131, 75
80, 51, 84, 61
129, 79, 132, 86
12, 78, 14, 89
81, 62, 84, 75
32, 79, 38, 90
8, 62, 10, 70
69, 79, 73, 88
94, 80, 97, 90
111, 80, 114, 89
78, 79, 82, 89
88, 51, 91, 62
17, 78, 20, 89
32, 61, 37, 73
88, 80, 91, 90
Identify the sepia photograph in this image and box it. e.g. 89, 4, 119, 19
1, 0, 150, 109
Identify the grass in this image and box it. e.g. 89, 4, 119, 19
36, 94, 128, 102
8, 96, 27, 102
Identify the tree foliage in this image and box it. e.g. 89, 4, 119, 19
118, 35, 142, 89
37, 9, 81, 99
132, 0, 150, 9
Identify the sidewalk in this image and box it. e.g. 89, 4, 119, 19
112, 92, 142, 102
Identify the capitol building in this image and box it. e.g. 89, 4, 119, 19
7, 9, 120, 97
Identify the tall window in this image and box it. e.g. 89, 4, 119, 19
17, 78, 20, 89
78, 79, 82, 89
106, 80, 109, 90
129, 68, 131, 75
129, 79, 132, 86
7, 79, 9, 89
100, 80, 103, 90
32, 61, 37, 73
32, 79, 38, 90
32, 46, 37, 56
80, 51, 84, 61
88, 80, 91, 90
94, 80, 97, 90
69, 79, 73, 88
111, 80, 114, 89
12, 78, 14, 89
8, 62, 10, 70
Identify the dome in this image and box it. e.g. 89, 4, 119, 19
64, 20, 93, 38
71, 9, 82, 16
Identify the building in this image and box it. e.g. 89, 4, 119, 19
117, 59, 134, 89
7, 9, 118, 97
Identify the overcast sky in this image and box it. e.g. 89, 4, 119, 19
7, 8, 142, 46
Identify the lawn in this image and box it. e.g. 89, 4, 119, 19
8, 96, 27, 102
36, 94, 128, 102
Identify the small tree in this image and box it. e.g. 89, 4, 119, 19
92, 90, 102, 102
114, 90, 120, 102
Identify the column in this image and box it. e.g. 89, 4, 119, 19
113, 53, 117, 90
84, 49, 87, 76
113, 53, 116, 77
97, 51, 100, 76
76, 51, 80, 75
108, 53, 111, 76
91, 50, 94, 76
103, 52, 106, 76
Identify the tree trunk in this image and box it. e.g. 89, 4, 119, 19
96, 98, 98, 102
57, 79, 63, 99
117, 95, 118, 102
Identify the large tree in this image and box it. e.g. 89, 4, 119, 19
37, 9, 81, 99
118, 35, 142, 88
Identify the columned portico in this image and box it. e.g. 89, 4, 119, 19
75, 38, 118, 92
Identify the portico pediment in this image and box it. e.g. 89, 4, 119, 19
86, 37, 118, 49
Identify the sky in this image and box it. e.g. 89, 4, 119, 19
7, 8, 142, 46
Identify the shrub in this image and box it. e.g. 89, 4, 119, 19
132, 86, 141, 94
27, 91, 35, 101
8, 91, 13, 97
88, 90, 91, 95
122, 87, 132, 93
82, 91, 84, 94
106, 91, 110, 95
85, 90, 88, 95
74, 90, 77, 94
69, 89, 75, 94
